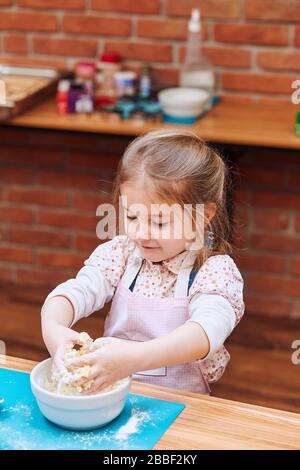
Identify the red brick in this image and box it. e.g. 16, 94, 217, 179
0, 245, 32, 264
233, 189, 251, 205
8, 227, 71, 248
233, 204, 249, 225
205, 46, 251, 68
37, 171, 103, 190
17, 0, 85, 8
16, 268, 70, 287
246, 0, 300, 22
166, 0, 240, 18
151, 66, 179, 87
0, 12, 57, 32
63, 14, 131, 36
72, 193, 111, 211
295, 215, 300, 232
253, 210, 290, 231
237, 148, 298, 166
253, 191, 300, 210
214, 23, 288, 46
0, 207, 33, 224
104, 41, 172, 63
294, 27, 300, 46
289, 171, 300, 190
37, 250, 85, 269
257, 51, 300, 72
137, 19, 189, 41
75, 234, 100, 252
239, 167, 286, 188
250, 234, 300, 253
232, 230, 248, 249
293, 302, 300, 317
38, 210, 97, 230
69, 152, 120, 171
0, 168, 34, 184
0, 266, 14, 284
289, 259, 300, 276
0, 55, 67, 70
0, 0, 12, 4
3, 35, 28, 54
91, 0, 160, 14
244, 294, 292, 317
180, 46, 251, 68
236, 253, 285, 273
7, 187, 69, 207
0, 145, 66, 168
239, 149, 300, 166
247, 273, 300, 297
222, 72, 297, 94
33, 37, 97, 57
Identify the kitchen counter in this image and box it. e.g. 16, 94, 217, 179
6, 96, 300, 150
3, 356, 300, 450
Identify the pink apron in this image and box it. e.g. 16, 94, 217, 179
103, 253, 211, 394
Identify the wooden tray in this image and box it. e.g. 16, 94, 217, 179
0, 65, 68, 121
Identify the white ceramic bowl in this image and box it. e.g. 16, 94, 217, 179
30, 358, 132, 431
158, 87, 210, 118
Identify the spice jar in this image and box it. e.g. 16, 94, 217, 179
95, 53, 121, 108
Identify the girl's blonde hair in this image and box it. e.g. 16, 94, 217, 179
112, 128, 232, 270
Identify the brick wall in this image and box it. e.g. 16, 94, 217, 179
0, 127, 126, 287
0, 126, 300, 319
231, 146, 300, 319
0, 0, 300, 100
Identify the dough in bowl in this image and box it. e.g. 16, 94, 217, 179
46, 332, 117, 396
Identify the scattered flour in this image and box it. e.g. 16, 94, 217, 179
0, 396, 152, 449
2, 403, 33, 418
115, 410, 151, 441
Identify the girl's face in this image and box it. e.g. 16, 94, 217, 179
120, 182, 196, 262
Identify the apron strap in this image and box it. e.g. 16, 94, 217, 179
121, 257, 143, 289
174, 251, 198, 298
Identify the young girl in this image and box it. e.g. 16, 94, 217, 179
41, 129, 244, 395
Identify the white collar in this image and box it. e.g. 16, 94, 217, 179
131, 244, 197, 274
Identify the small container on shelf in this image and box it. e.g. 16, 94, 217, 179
75, 61, 97, 82
95, 52, 121, 108
114, 71, 137, 98
56, 79, 70, 115
74, 61, 96, 109
139, 63, 152, 99
67, 83, 84, 113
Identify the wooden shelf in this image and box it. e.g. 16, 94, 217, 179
6, 96, 300, 150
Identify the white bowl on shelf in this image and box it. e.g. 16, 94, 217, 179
158, 87, 210, 118
30, 358, 131, 431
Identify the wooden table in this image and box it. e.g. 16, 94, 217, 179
2, 356, 300, 450
8, 96, 300, 150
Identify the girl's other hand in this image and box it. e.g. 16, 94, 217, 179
65, 337, 140, 394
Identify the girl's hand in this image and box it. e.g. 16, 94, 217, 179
42, 323, 82, 374
65, 337, 141, 394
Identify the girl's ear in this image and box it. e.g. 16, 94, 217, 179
204, 203, 217, 224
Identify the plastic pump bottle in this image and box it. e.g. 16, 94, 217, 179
180, 9, 215, 107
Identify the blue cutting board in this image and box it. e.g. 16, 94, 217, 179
0, 368, 185, 450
